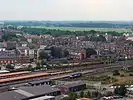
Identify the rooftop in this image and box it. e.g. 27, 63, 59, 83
0, 90, 27, 100
0, 85, 60, 100
59, 81, 86, 88
29, 96, 55, 100
18, 85, 59, 96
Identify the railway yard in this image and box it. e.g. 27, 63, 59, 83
0, 60, 132, 87
0, 60, 133, 100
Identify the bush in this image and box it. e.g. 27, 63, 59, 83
129, 73, 133, 76
113, 70, 120, 76
114, 85, 127, 96
79, 91, 84, 98
120, 74, 124, 77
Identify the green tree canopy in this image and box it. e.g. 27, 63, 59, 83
39, 50, 50, 60
68, 92, 77, 100
51, 46, 63, 58
113, 70, 120, 76
85, 91, 91, 98
63, 50, 69, 57
6, 64, 14, 71
27, 65, 34, 71
89, 35, 106, 42
79, 91, 84, 98
86, 48, 97, 58
114, 85, 127, 96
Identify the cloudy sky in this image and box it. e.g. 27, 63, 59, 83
0, 0, 133, 20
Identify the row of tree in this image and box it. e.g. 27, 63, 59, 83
39, 46, 97, 60
22, 27, 123, 36
39, 47, 69, 60
62, 85, 127, 100
63, 90, 101, 100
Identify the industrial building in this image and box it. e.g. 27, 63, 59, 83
0, 85, 61, 100
56, 81, 86, 94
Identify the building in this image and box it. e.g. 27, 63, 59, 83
70, 49, 86, 60
0, 49, 18, 64
29, 96, 55, 100
0, 48, 31, 64
4, 41, 17, 50
0, 90, 27, 100
20, 85, 61, 100
28, 80, 52, 86
56, 81, 86, 94
0, 85, 60, 100
18, 56, 30, 64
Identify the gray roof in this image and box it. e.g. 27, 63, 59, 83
0, 90, 27, 100
0, 85, 60, 100
19, 85, 59, 95
60, 81, 86, 88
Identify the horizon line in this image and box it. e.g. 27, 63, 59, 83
0, 20, 133, 22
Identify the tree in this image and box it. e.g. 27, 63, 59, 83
85, 91, 91, 98
27, 65, 34, 71
80, 91, 84, 98
90, 30, 96, 34
39, 50, 50, 60
63, 50, 69, 57
35, 63, 42, 70
72, 93, 78, 100
51, 46, 63, 58
89, 35, 106, 42
68, 92, 77, 100
91, 91, 100, 98
114, 85, 127, 96
113, 70, 120, 76
2, 34, 17, 41
86, 48, 97, 58
6, 64, 14, 71
41, 60, 47, 66
98, 35, 106, 42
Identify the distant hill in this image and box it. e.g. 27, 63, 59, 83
2, 20, 133, 28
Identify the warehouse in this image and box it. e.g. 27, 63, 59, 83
56, 81, 86, 94
0, 90, 27, 100
19, 85, 61, 100
0, 85, 61, 100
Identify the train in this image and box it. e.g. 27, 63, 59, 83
69, 73, 82, 79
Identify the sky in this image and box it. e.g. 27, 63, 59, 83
0, 0, 133, 21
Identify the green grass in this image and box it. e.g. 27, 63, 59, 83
28, 26, 133, 33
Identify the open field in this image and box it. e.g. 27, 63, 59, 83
78, 70, 133, 85
28, 26, 133, 33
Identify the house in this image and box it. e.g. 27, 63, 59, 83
4, 41, 17, 50
70, 49, 86, 60
0, 49, 18, 64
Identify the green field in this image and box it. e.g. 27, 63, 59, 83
29, 26, 133, 33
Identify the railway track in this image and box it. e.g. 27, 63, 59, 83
0, 61, 132, 87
